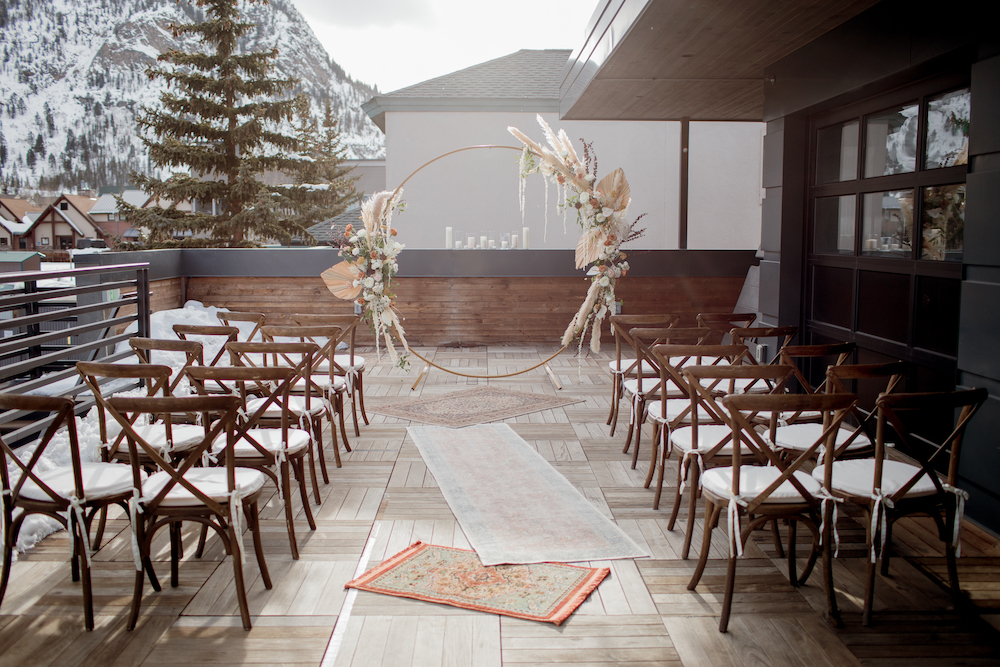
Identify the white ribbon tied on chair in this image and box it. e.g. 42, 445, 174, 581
870, 488, 895, 563
726, 491, 746, 558
274, 444, 288, 502
679, 448, 704, 496
128, 488, 144, 571
67, 494, 93, 568
228, 485, 247, 564
942, 483, 969, 558
815, 488, 845, 557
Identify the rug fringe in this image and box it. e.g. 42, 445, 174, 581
550, 566, 610, 625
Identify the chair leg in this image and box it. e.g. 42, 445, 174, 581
92, 505, 108, 550
681, 464, 701, 560
73, 518, 95, 631
195, 524, 209, 559
337, 393, 352, 453
350, 385, 361, 437
862, 509, 877, 626
880, 521, 893, 576
295, 457, 317, 531
632, 403, 646, 468
622, 394, 636, 454
787, 520, 798, 586
688, 499, 720, 590
771, 519, 785, 559
652, 426, 668, 510
170, 521, 182, 588
248, 501, 272, 590
280, 460, 300, 560
356, 372, 370, 426
228, 522, 253, 631
0, 511, 14, 609
719, 543, 739, 633
608, 374, 621, 431
312, 414, 330, 484
666, 458, 685, 531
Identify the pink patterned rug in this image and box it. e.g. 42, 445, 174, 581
373, 385, 582, 428
345, 541, 608, 625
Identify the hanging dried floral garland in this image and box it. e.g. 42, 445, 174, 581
509, 115, 645, 353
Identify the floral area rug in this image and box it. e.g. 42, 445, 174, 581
374, 385, 582, 428
409, 424, 650, 566
345, 541, 608, 625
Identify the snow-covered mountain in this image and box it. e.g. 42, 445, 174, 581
0, 0, 385, 195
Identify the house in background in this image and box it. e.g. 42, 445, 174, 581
0, 197, 42, 249
89, 189, 150, 243
565, 0, 1000, 533
363, 49, 764, 251
25, 193, 103, 251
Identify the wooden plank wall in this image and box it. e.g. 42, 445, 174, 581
178, 275, 745, 346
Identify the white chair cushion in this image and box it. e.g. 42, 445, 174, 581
770, 423, 872, 452
698, 376, 773, 394
19, 462, 142, 502
644, 398, 694, 423
334, 354, 365, 371
670, 424, 751, 455
212, 427, 311, 456
608, 359, 658, 375
812, 459, 938, 499
623, 378, 661, 397
293, 375, 347, 392
106, 423, 207, 453
245, 395, 326, 417
703, 466, 821, 503
141, 467, 265, 507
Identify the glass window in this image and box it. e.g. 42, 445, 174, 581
925, 88, 970, 169
864, 104, 918, 177
816, 121, 859, 183
862, 190, 913, 257
813, 195, 856, 254
921, 184, 965, 261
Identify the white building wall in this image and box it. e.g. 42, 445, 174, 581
687, 121, 764, 250
383, 111, 762, 252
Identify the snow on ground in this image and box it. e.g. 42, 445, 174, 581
5, 300, 263, 557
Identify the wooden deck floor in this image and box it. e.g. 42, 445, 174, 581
3, 345, 1000, 666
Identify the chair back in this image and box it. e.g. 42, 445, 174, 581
647, 343, 752, 427
0, 394, 81, 509
260, 324, 345, 380
104, 395, 240, 516
778, 342, 856, 396
609, 314, 680, 375
871, 389, 988, 503
722, 392, 856, 514
287, 316, 360, 375
629, 327, 713, 397
172, 324, 240, 367
216, 311, 267, 342
76, 361, 174, 452
696, 312, 758, 344
823, 361, 909, 459
129, 337, 204, 395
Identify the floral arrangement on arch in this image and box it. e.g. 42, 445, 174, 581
321, 191, 410, 367
509, 115, 645, 353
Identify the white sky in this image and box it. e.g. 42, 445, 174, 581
289, 0, 597, 93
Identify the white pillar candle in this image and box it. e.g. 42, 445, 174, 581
445, 227, 453, 249
455, 241, 463, 249
489, 239, 496, 249
480, 235, 487, 249
501, 240, 509, 249
511, 234, 518, 248
522, 227, 530, 249
468, 236, 475, 249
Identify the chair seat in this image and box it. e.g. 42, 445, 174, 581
703, 466, 821, 504
334, 354, 365, 372
670, 424, 752, 455
293, 375, 347, 392
699, 376, 773, 394
107, 423, 207, 453
245, 396, 326, 417
770, 423, 871, 452
141, 467, 266, 507
19, 462, 142, 502
212, 427, 311, 456
623, 378, 662, 397
644, 398, 695, 423
812, 459, 938, 499
608, 359, 658, 375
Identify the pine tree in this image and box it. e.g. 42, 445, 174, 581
124, 0, 357, 248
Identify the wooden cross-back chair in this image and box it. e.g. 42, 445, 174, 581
606, 314, 680, 435
624, 327, 713, 466
290, 314, 369, 435
216, 311, 267, 342
172, 323, 241, 368
257, 325, 353, 463
770, 361, 910, 463
695, 312, 758, 344
817, 388, 987, 626
687, 391, 857, 633
129, 337, 204, 396
186, 365, 318, 559
776, 342, 856, 423
0, 394, 139, 631
104, 394, 271, 631
658, 359, 797, 558
642, 343, 758, 510
226, 339, 340, 484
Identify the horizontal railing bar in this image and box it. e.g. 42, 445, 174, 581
0, 297, 138, 330
0, 349, 136, 397
0, 332, 133, 380
0, 279, 138, 310
0, 314, 137, 357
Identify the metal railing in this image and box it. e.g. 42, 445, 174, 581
0, 262, 150, 444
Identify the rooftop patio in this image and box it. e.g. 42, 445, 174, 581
3, 343, 999, 666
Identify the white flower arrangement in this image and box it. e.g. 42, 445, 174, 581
509, 115, 646, 354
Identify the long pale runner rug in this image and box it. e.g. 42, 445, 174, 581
409, 424, 650, 566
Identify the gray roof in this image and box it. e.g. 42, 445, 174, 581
90, 190, 149, 214
306, 207, 362, 245
363, 49, 571, 131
